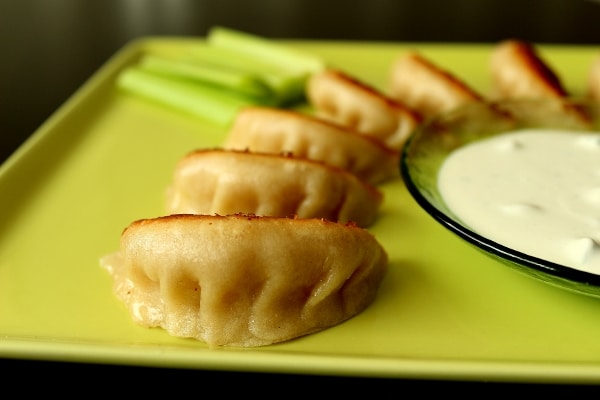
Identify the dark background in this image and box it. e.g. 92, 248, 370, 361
1, 0, 600, 390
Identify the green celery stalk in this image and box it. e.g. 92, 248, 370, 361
185, 43, 309, 106
138, 54, 273, 100
207, 26, 325, 74
116, 66, 261, 126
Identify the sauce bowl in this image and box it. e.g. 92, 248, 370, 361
400, 98, 600, 298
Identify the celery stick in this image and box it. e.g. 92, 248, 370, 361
138, 55, 273, 100
186, 44, 309, 105
116, 67, 259, 126
207, 26, 325, 74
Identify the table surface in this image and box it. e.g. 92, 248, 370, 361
2, 0, 600, 389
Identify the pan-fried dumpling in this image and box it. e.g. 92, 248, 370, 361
490, 40, 591, 126
489, 39, 568, 100
389, 51, 484, 117
223, 106, 400, 185
306, 68, 422, 151
165, 148, 383, 227
99, 214, 388, 347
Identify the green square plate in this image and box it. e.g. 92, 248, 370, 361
2, 37, 600, 383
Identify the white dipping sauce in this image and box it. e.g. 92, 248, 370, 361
438, 128, 600, 274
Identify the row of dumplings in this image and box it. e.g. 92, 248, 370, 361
166, 39, 600, 230
99, 54, 408, 347
165, 67, 418, 227
390, 39, 600, 125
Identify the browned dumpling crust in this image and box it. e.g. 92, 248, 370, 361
223, 106, 400, 185
489, 39, 569, 100
100, 214, 389, 347
307, 68, 422, 151
165, 148, 383, 227
389, 51, 484, 117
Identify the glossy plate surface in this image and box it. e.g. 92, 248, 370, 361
2, 38, 600, 383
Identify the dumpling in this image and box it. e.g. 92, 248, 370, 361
489, 39, 568, 100
389, 51, 484, 117
490, 40, 591, 126
165, 148, 383, 227
223, 106, 400, 185
306, 68, 422, 151
99, 214, 388, 347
